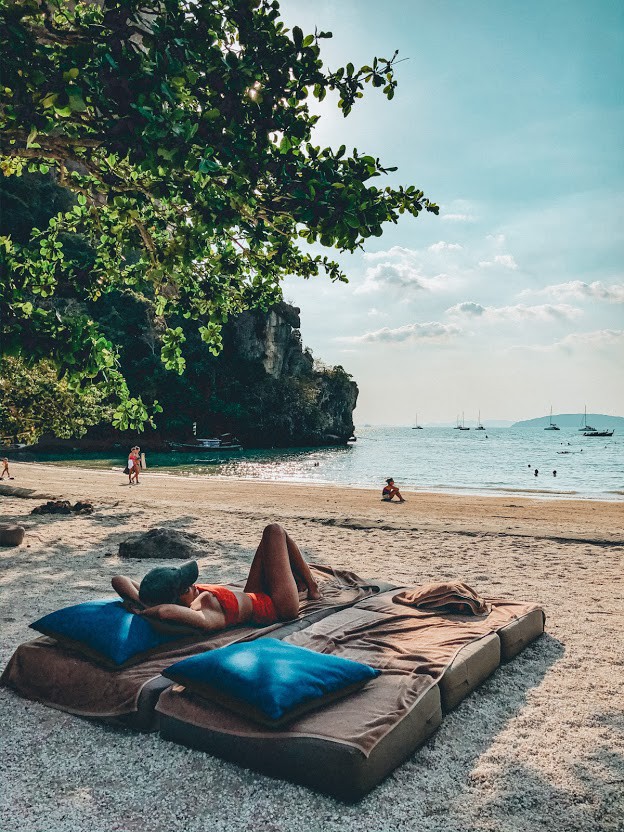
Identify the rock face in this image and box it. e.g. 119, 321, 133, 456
223, 302, 358, 446
230, 302, 314, 379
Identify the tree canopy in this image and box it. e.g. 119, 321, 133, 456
0, 0, 437, 429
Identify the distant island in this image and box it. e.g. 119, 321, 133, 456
512, 413, 623, 429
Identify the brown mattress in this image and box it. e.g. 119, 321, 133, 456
0, 566, 394, 729
156, 592, 545, 799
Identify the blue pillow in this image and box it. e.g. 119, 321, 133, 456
163, 638, 380, 727
30, 600, 194, 668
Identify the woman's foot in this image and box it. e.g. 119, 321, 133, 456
307, 581, 321, 601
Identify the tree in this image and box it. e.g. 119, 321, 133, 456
0, 0, 437, 428
0, 355, 112, 442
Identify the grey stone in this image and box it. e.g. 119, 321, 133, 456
118, 527, 206, 559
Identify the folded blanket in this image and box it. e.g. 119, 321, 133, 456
393, 581, 489, 615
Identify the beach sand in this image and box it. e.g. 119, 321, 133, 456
1, 462, 623, 832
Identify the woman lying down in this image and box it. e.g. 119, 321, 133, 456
112, 523, 321, 632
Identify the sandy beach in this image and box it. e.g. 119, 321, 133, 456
1, 462, 623, 832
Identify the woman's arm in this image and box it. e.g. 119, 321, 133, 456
111, 576, 144, 611
139, 603, 222, 632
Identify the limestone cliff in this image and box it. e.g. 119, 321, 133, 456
218, 302, 358, 447
230, 302, 314, 379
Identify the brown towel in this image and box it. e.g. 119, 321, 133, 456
393, 581, 489, 615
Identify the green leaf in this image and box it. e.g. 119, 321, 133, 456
199, 157, 220, 173
68, 92, 87, 112
41, 93, 58, 109
292, 26, 303, 48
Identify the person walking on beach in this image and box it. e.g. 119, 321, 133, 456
382, 477, 406, 502
111, 523, 321, 631
0, 458, 12, 480
127, 447, 140, 485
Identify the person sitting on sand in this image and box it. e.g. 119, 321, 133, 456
111, 523, 321, 631
382, 477, 406, 502
0, 458, 12, 480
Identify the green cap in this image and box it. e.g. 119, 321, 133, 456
139, 560, 199, 605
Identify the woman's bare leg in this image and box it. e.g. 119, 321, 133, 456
244, 524, 313, 619
284, 532, 321, 599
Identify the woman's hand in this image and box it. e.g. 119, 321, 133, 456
122, 599, 144, 614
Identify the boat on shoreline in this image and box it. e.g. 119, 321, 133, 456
168, 434, 243, 452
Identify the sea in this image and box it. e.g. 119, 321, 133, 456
22, 426, 624, 501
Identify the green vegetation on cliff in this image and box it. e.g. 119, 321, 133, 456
0, 174, 357, 447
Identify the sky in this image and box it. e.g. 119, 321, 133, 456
278, 0, 624, 425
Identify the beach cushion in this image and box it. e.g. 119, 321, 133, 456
439, 632, 501, 711
157, 683, 442, 801
162, 638, 381, 728
498, 609, 546, 661
30, 601, 194, 669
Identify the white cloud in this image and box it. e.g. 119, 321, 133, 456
448, 301, 486, 316
363, 246, 419, 262
428, 241, 463, 253
441, 213, 476, 222
512, 329, 624, 353
558, 329, 624, 348
355, 261, 451, 294
486, 233, 506, 245
478, 254, 519, 270
447, 302, 582, 322
342, 321, 461, 344
518, 280, 624, 303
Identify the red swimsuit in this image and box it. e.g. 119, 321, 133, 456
195, 584, 279, 627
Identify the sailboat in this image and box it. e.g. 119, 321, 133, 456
544, 407, 560, 431
475, 410, 485, 431
412, 412, 423, 430
578, 406, 596, 432
453, 414, 462, 429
